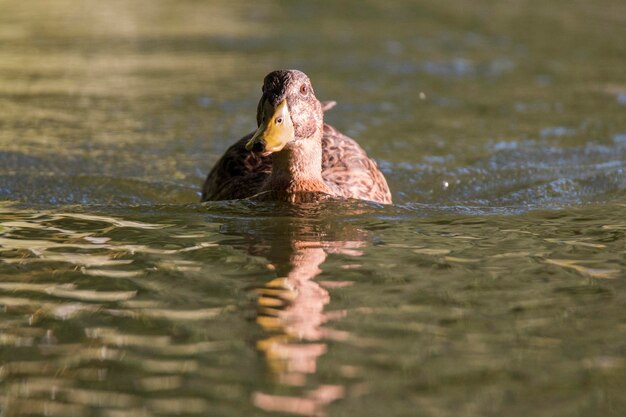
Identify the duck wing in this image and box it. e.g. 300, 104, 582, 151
321, 124, 392, 204
201, 132, 272, 201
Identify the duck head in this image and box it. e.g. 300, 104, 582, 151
246, 70, 323, 155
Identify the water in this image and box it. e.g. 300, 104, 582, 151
1, 1, 625, 416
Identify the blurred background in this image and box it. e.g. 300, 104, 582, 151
1, 0, 624, 206
0, 1, 625, 416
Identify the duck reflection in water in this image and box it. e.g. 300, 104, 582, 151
219, 203, 369, 416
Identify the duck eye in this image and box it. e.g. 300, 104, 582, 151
299, 84, 308, 95
275, 117, 283, 124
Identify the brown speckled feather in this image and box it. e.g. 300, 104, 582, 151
321, 124, 392, 204
202, 123, 392, 204
201, 132, 272, 201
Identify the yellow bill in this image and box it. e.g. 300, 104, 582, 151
245, 99, 294, 154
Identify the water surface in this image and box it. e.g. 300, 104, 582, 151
1, 1, 625, 416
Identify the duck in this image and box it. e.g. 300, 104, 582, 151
201, 69, 392, 204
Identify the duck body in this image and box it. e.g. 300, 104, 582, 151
201, 70, 392, 204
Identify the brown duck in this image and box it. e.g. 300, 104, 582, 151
201, 70, 392, 204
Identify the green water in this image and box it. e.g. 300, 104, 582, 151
1, 1, 625, 416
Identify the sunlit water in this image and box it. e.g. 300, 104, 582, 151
1, 1, 625, 416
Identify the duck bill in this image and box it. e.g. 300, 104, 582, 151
245, 99, 295, 154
